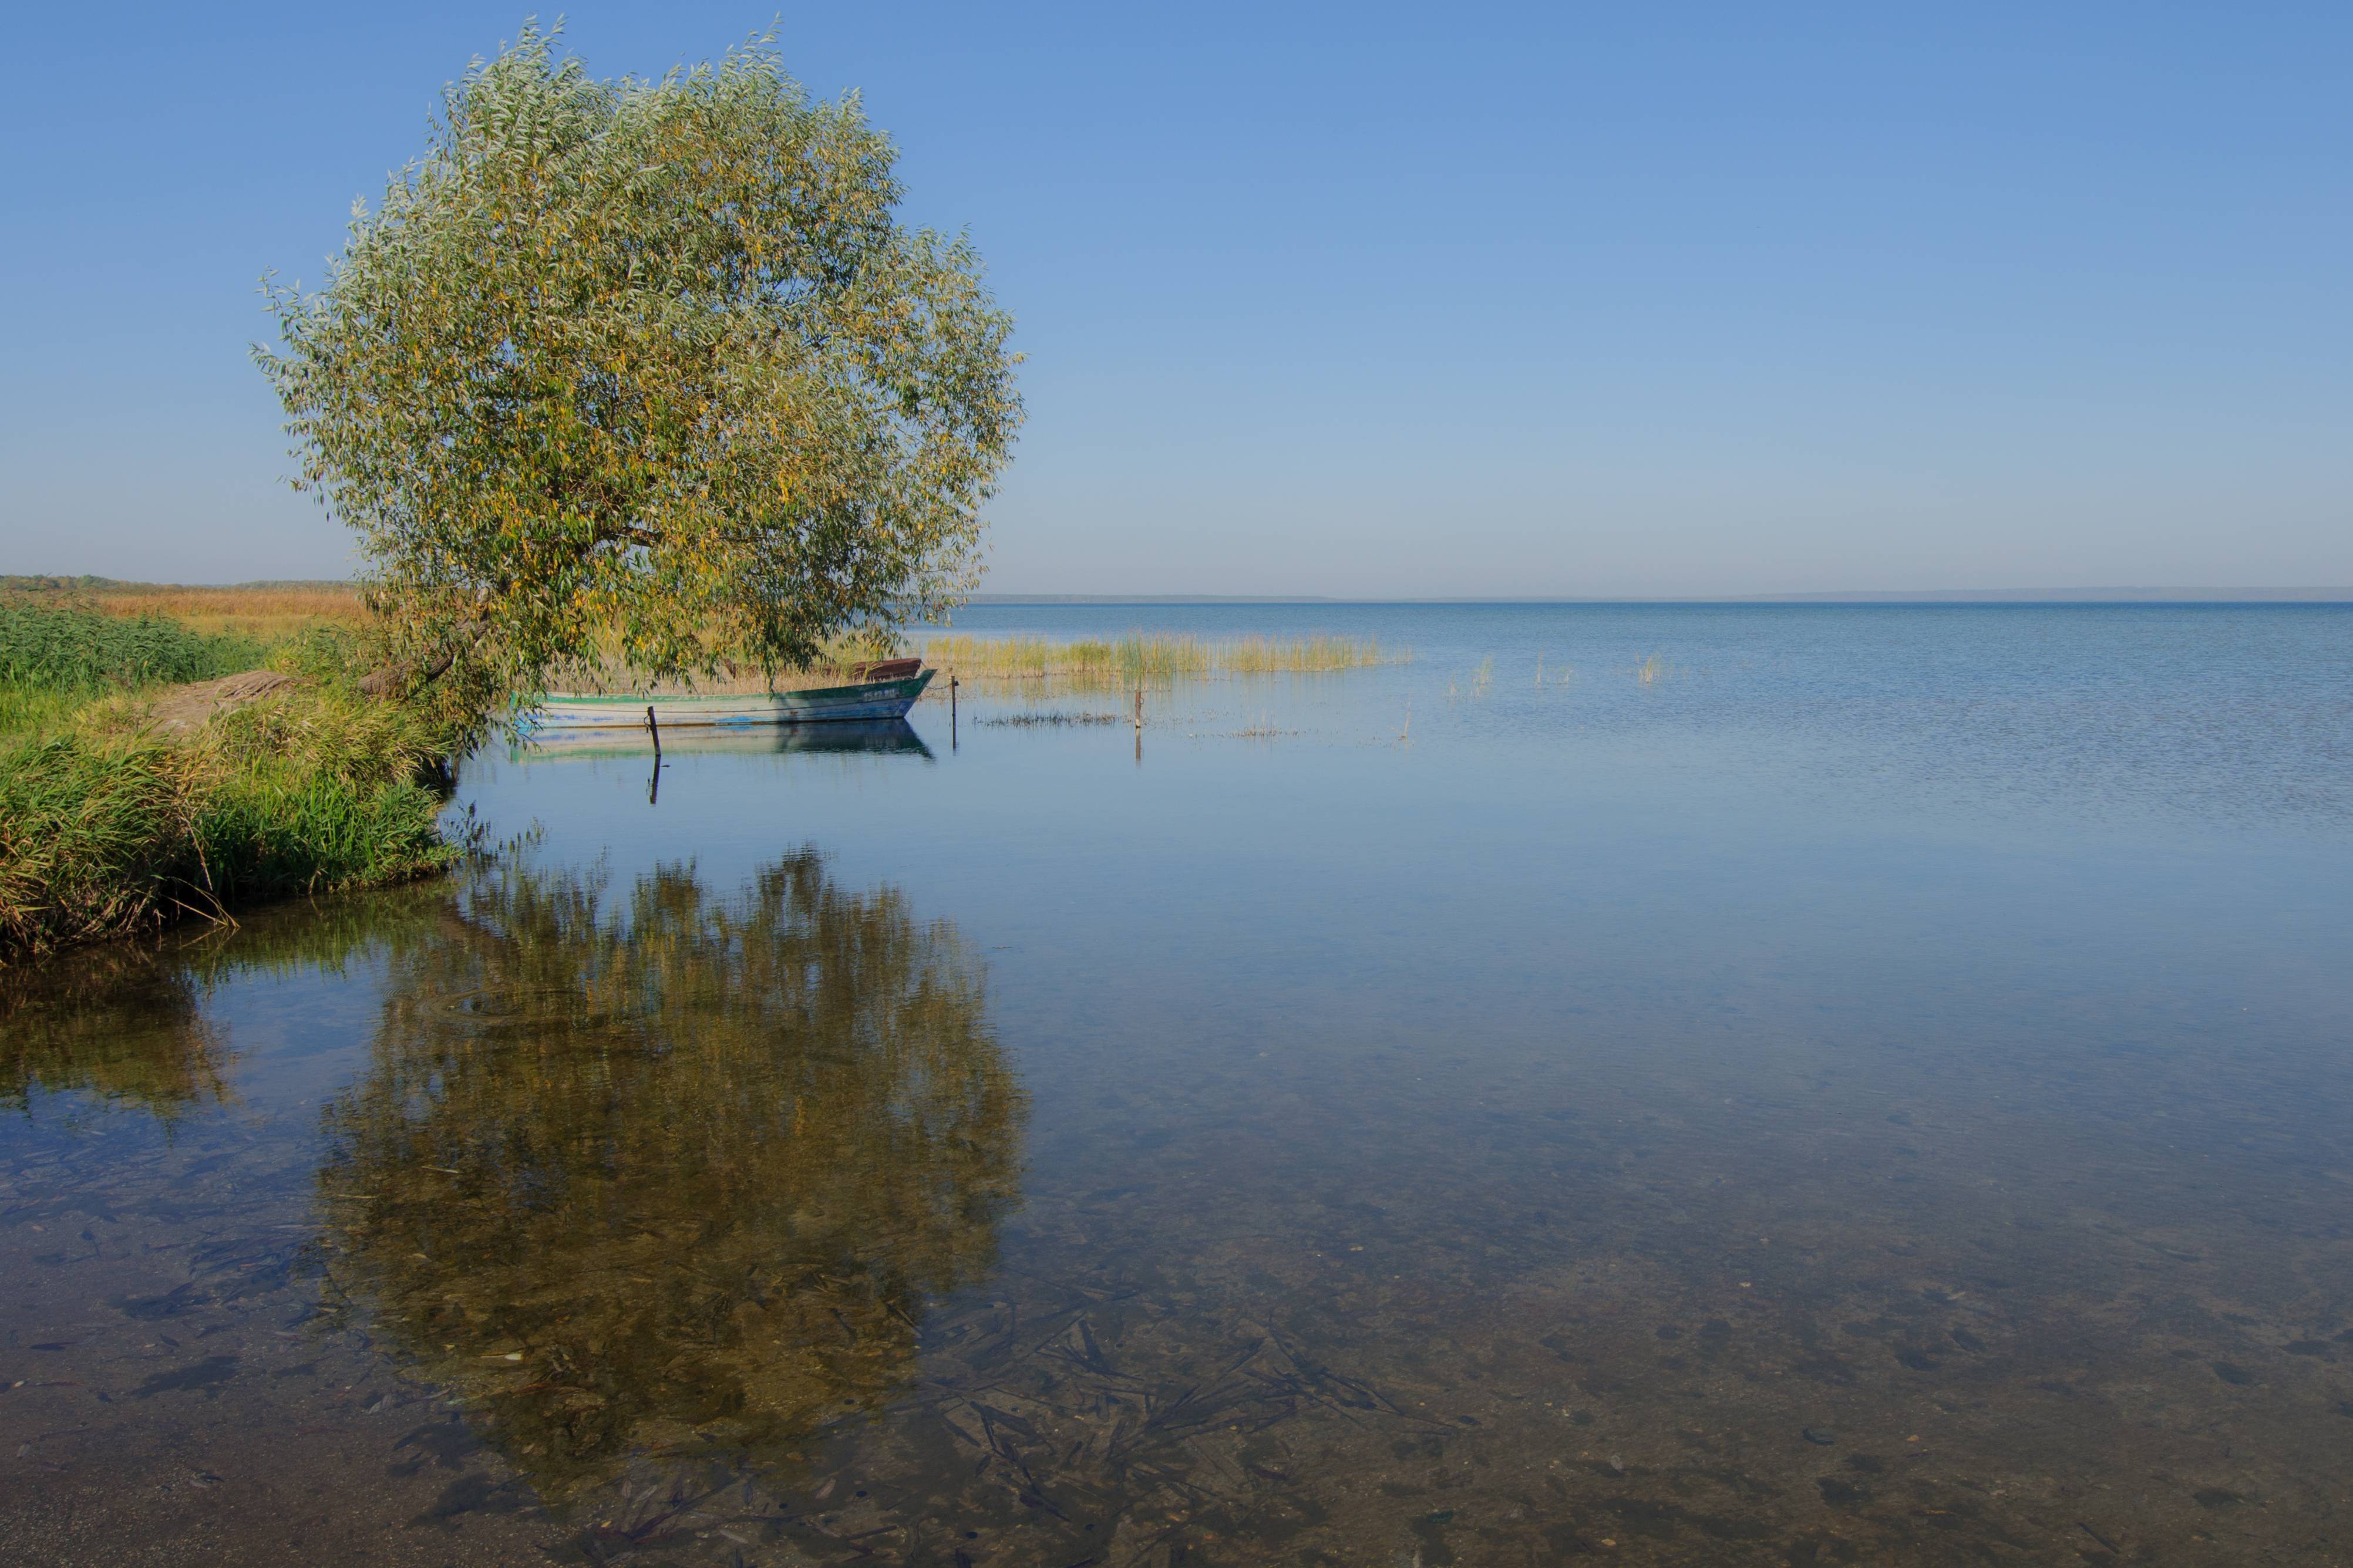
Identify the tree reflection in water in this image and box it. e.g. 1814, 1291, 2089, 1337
0, 946, 229, 1118
314, 852, 1025, 1498
2, 886, 450, 1120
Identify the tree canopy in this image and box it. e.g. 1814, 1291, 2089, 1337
257, 27, 1021, 710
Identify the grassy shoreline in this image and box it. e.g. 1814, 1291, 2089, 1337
0, 585, 1402, 961
0, 598, 460, 963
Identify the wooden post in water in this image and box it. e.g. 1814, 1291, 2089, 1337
949, 674, 959, 750
645, 704, 663, 805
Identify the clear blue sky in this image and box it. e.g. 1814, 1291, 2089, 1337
2, 3, 2347, 594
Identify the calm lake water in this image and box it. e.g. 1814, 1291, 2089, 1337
5, 603, 2351, 1566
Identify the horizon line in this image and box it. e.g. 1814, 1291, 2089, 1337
960, 587, 2353, 604
7, 575, 2349, 605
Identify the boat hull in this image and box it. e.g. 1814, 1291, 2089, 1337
533, 670, 934, 731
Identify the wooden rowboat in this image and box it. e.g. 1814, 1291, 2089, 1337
844, 657, 924, 682
533, 668, 935, 732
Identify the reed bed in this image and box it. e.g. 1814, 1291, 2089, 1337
916, 632, 1402, 682
0, 602, 268, 704
573, 630, 1405, 695
4, 578, 369, 642
87, 586, 369, 640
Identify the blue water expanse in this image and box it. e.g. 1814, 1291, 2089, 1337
4, 604, 2349, 1564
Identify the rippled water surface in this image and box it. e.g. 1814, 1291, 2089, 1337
4, 604, 2350, 1566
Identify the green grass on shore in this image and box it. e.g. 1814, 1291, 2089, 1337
0, 601, 270, 697
0, 603, 460, 963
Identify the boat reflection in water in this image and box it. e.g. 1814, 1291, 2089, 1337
511, 717, 935, 801
311, 852, 1024, 1499
514, 716, 936, 761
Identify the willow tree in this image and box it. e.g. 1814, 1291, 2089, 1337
257, 28, 1020, 712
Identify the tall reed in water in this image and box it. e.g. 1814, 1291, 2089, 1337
916, 633, 1402, 680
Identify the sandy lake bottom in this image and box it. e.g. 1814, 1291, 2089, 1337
5, 603, 2350, 1566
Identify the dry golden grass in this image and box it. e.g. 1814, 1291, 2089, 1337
83, 585, 369, 641
1, 579, 370, 641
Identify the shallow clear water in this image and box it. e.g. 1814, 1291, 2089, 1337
4, 603, 2351, 1566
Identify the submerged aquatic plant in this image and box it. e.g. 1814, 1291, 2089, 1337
976, 710, 1123, 727
1233, 711, 1294, 739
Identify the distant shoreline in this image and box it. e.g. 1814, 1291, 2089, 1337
961, 588, 2353, 605
8, 575, 2348, 605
